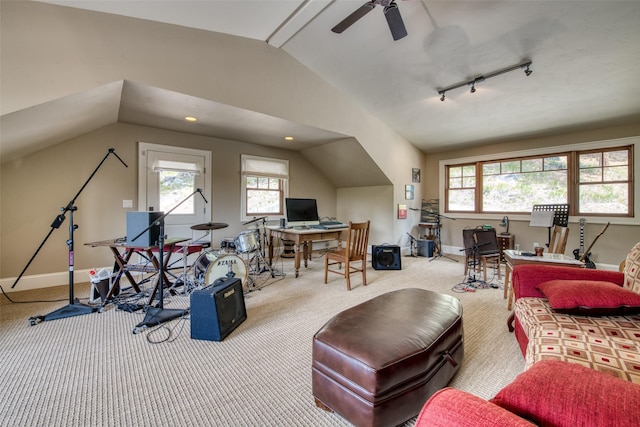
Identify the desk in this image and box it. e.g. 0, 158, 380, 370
503, 249, 584, 310
85, 237, 189, 305
267, 227, 346, 277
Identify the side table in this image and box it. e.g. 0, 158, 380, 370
497, 234, 515, 262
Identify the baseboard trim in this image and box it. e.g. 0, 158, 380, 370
1, 268, 108, 293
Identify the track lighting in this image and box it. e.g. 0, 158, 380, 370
437, 61, 532, 101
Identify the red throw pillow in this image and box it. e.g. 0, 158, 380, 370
535, 279, 640, 315
491, 360, 640, 427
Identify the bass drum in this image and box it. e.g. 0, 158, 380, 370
204, 255, 249, 290
193, 250, 220, 285
235, 230, 259, 253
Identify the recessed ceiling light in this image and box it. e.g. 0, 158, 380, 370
284, 136, 294, 141
184, 116, 197, 122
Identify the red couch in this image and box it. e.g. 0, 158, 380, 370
415, 360, 640, 427
509, 264, 640, 382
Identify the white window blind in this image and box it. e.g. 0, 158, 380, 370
241, 155, 288, 178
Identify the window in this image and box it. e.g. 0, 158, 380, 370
241, 155, 288, 219
154, 159, 201, 214
578, 148, 631, 214
444, 145, 633, 217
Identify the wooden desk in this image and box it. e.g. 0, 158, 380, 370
267, 227, 346, 277
85, 237, 189, 305
503, 249, 584, 310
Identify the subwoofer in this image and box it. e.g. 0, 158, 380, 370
190, 277, 247, 341
371, 245, 401, 270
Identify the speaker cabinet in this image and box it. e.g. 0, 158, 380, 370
417, 239, 434, 257
190, 277, 247, 341
126, 211, 163, 246
371, 245, 401, 270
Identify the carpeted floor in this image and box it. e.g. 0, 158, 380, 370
0, 253, 524, 426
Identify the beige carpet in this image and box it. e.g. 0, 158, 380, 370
0, 253, 524, 426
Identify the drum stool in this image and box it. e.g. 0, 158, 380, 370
312, 288, 463, 427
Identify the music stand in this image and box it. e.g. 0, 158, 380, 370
132, 189, 207, 334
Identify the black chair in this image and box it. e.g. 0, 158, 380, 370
462, 228, 501, 282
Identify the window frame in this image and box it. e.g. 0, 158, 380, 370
439, 136, 638, 224
240, 155, 289, 222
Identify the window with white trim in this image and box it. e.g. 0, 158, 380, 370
241, 155, 289, 220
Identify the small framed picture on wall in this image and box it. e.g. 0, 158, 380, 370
398, 204, 407, 219
412, 168, 421, 183
405, 184, 414, 200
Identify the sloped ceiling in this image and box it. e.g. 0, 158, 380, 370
2, 0, 640, 184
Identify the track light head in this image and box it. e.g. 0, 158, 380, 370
440, 92, 445, 102
470, 83, 476, 93
524, 66, 532, 76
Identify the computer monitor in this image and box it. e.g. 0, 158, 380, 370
285, 198, 319, 227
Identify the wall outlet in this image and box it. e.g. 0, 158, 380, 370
122, 200, 133, 208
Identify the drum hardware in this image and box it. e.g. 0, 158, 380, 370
190, 222, 229, 230
242, 216, 267, 226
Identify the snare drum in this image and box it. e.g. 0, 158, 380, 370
204, 254, 248, 290
193, 249, 220, 284
235, 230, 259, 253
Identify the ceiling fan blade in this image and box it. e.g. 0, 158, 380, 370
384, 2, 407, 40
331, 1, 376, 34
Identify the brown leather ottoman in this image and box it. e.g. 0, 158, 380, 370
312, 288, 463, 427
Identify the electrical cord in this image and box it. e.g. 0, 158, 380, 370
145, 313, 189, 344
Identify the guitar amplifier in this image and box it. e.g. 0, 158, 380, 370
371, 245, 401, 270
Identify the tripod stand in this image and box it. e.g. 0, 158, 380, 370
406, 233, 419, 257
13, 149, 128, 325
132, 188, 208, 334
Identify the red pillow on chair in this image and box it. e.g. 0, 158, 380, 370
491, 360, 640, 427
535, 279, 640, 315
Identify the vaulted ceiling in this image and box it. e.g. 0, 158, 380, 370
3, 0, 640, 164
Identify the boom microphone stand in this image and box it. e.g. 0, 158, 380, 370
14, 149, 128, 325
132, 188, 208, 334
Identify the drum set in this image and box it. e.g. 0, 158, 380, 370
179, 217, 277, 294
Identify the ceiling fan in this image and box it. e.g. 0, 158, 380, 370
331, 0, 408, 41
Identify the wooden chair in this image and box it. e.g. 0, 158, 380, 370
548, 225, 569, 254
324, 220, 370, 290
462, 228, 501, 282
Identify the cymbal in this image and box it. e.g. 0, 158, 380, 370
190, 222, 228, 231
242, 216, 267, 226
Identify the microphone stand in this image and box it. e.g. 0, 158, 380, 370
409, 208, 458, 263
406, 233, 418, 257
132, 188, 207, 334
17, 149, 128, 325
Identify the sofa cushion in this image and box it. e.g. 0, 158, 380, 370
623, 242, 640, 294
415, 388, 534, 427
525, 327, 640, 384
536, 279, 640, 315
490, 360, 640, 427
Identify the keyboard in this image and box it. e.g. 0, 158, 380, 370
317, 221, 348, 229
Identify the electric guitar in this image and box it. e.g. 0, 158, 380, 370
573, 219, 588, 264
573, 220, 610, 269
